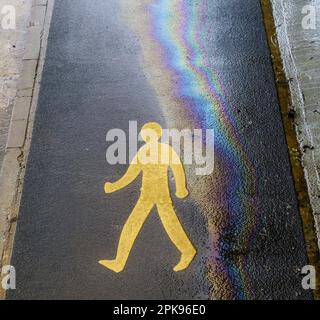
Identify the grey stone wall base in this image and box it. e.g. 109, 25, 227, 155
271, 0, 320, 247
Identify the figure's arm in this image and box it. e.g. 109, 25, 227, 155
170, 147, 189, 199
105, 156, 141, 193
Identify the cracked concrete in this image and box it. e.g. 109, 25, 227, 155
0, 0, 32, 171
271, 0, 320, 246
0, 0, 52, 299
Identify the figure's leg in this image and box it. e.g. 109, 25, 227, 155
99, 197, 154, 272
157, 202, 196, 272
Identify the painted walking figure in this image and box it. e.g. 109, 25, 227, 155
99, 122, 196, 272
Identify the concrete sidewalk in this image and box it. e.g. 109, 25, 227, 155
0, 0, 32, 169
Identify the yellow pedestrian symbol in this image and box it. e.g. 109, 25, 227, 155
99, 122, 197, 273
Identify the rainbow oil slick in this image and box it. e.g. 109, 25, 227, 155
120, 0, 258, 299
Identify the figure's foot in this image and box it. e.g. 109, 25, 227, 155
99, 260, 124, 273
173, 248, 196, 272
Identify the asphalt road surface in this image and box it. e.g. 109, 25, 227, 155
8, 0, 312, 299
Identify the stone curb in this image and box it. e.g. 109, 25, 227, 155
0, 0, 54, 299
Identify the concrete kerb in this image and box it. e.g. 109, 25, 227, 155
0, 0, 54, 299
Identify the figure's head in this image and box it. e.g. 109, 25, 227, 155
140, 122, 163, 142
